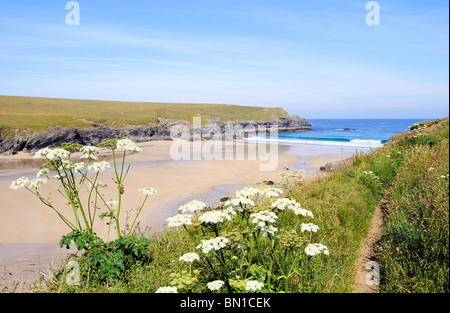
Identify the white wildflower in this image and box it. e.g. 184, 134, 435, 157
71, 162, 85, 173
179, 253, 200, 263
245, 280, 264, 292
252, 224, 278, 237
224, 197, 254, 211
290, 204, 314, 218
301, 223, 320, 233
260, 187, 284, 198
116, 139, 142, 153
196, 237, 229, 254
304, 243, 329, 256
80, 146, 98, 154
249, 210, 278, 227
179, 200, 206, 213
271, 198, 298, 211
46, 148, 70, 160
236, 187, 260, 198
207, 280, 225, 291
155, 286, 178, 293
80, 146, 99, 161
36, 168, 50, 178
139, 187, 157, 196
222, 207, 237, 216
28, 178, 47, 189
166, 214, 193, 228
33, 148, 52, 159
198, 210, 232, 224
236, 186, 284, 199
87, 161, 111, 172
10, 176, 30, 190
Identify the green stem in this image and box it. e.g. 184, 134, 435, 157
127, 196, 148, 237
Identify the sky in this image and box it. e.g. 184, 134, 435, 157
0, 0, 448, 119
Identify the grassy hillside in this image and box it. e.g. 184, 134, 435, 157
375, 118, 449, 292
0, 95, 288, 137
14, 117, 448, 293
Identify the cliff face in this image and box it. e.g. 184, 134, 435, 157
0, 116, 311, 155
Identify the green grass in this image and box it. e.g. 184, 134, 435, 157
375, 118, 449, 293
0, 95, 288, 137
13, 117, 449, 293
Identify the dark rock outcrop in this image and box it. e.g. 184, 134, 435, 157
0, 115, 311, 155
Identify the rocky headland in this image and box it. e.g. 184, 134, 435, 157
0, 116, 311, 155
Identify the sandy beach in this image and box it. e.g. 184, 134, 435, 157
0, 139, 351, 290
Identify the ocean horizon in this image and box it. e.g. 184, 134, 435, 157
246, 118, 433, 149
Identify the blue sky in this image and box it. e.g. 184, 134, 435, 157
0, 0, 448, 119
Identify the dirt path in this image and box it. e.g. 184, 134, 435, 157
352, 191, 389, 293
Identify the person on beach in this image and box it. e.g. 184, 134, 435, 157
284, 164, 289, 170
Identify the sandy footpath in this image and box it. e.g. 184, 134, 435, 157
0, 139, 349, 290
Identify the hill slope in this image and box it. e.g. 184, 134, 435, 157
0, 95, 290, 136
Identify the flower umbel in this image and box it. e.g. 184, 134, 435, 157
167, 214, 193, 228
207, 280, 225, 291
179, 253, 200, 263
196, 237, 229, 254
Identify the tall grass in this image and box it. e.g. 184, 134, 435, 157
375, 119, 449, 293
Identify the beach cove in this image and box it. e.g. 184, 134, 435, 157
0, 139, 355, 290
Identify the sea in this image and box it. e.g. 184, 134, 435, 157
245, 119, 429, 150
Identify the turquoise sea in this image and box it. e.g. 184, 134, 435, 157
246, 119, 430, 149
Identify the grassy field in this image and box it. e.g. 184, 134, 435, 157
6, 117, 448, 293
0, 95, 288, 137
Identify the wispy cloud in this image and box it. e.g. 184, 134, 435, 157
0, 1, 448, 118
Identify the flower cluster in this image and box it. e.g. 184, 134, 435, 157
198, 210, 233, 224
36, 168, 50, 178
301, 223, 320, 233
10, 176, 30, 190
252, 224, 278, 237
155, 286, 178, 293
245, 280, 264, 292
250, 210, 278, 227
116, 139, 143, 153
236, 186, 283, 199
87, 161, 111, 172
80, 146, 99, 161
139, 187, 157, 196
167, 214, 193, 228
223, 197, 255, 211
260, 187, 284, 198
179, 200, 206, 214
304, 243, 329, 256
29, 178, 47, 189
58, 160, 85, 173
179, 253, 200, 263
196, 237, 229, 254
207, 280, 225, 291
34, 148, 70, 160
271, 198, 298, 211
